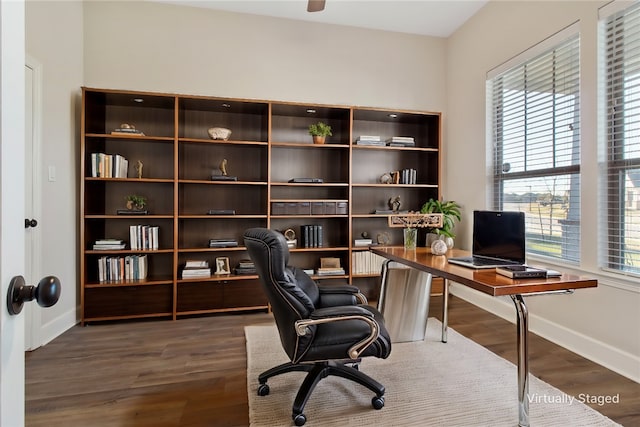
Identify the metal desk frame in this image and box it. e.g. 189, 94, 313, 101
371, 247, 597, 427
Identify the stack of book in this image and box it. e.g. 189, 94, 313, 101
386, 136, 415, 147
93, 238, 126, 250
316, 267, 346, 276
234, 259, 256, 275
355, 135, 385, 146
181, 260, 211, 279
129, 225, 159, 250
300, 225, 323, 248
90, 153, 129, 178
98, 254, 147, 282
110, 127, 145, 136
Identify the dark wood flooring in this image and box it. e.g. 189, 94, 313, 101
25, 296, 639, 426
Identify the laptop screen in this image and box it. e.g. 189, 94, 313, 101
473, 210, 526, 264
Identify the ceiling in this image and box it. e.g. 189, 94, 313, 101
153, 0, 488, 38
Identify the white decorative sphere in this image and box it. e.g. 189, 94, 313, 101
431, 239, 448, 255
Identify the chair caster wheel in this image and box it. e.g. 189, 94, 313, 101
257, 383, 270, 396
293, 413, 306, 426
372, 395, 385, 410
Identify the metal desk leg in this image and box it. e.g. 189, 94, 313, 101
377, 259, 392, 313
511, 294, 529, 427
441, 278, 449, 343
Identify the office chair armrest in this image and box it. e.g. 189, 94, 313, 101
309, 305, 374, 320
295, 306, 379, 359
317, 284, 368, 305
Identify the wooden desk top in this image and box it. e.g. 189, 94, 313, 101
370, 247, 598, 297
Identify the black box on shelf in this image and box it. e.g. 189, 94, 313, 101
285, 202, 298, 215
311, 202, 325, 215
271, 202, 286, 215
298, 202, 311, 215
324, 202, 336, 215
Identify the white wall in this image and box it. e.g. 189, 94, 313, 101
82, 1, 446, 111
447, 0, 640, 382
25, 0, 83, 344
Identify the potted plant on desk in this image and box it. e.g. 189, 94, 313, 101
308, 122, 332, 144
420, 198, 461, 248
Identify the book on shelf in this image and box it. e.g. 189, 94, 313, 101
210, 175, 238, 181
354, 238, 373, 246
300, 224, 323, 248
387, 136, 415, 143
181, 269, 211, 279
234, 259, 257, 275
355, 135, 384, 146
357, 135, 381, 141
93, 238, 126, 250
110, 128, 145, 136
207, 209, 236, 215
208, 238, 238, 247
90, 152, 129, 178
117, 209, 149, 215
351, 251, 387, 275
98, 254, 147, 282
185, 260, 209, 268
129, 225, 159, 250
182, 260, 211, 278
316, 267, 346, 276
395, 168, 417, 185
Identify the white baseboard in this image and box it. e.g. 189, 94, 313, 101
449, 284, 640, 384
38, 306, 78, 347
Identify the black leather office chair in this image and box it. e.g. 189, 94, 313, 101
244, 228, 392, 426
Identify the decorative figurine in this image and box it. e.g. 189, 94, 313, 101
208, 127, 232, 140
219, 159, 228, 176
431, 238, 448, 256
388, 196, 401, 212
135, 160, 143, 179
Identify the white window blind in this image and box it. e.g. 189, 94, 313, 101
488, 35, 581, 262
602, 2, 640, 275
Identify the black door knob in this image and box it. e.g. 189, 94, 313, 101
7, 275, 61, 315
25, 218, 38, 228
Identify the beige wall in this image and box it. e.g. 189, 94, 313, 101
447, 0, 639, 381
26, 0, 83, 344
83, 1, 447, 111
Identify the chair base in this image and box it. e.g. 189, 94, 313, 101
258, 360, 385, 426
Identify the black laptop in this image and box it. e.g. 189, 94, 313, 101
448, 210, 526, 269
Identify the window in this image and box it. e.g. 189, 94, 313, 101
602, 2, 640, 275
488, 34, 581, 262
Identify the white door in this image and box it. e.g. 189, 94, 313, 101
24, 58, 43, 351
0, 1, 27, 426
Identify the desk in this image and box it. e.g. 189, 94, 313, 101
371, 246, 597, 427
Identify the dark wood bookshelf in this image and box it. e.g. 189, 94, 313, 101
80, 87, 440, 324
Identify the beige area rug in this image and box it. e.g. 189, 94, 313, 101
246, 319, 619, 427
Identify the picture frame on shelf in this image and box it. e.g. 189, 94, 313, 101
215, 257, 231, 275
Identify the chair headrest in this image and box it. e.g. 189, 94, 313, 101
243, 227, 290, 268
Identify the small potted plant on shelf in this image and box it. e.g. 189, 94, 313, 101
125, 194, 147, 211
420, 198, 461, 248
308, 122, 332, 144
